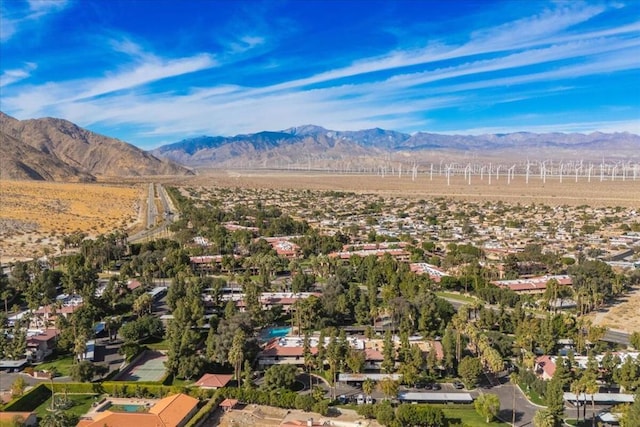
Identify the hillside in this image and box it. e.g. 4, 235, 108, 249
0, 112, 192, 181
153, 125, 640, 169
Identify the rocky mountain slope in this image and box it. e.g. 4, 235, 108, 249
1, 112, 192, 181
153, 125, 640, 169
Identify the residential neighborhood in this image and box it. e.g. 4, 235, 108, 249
1, 185, 639, 427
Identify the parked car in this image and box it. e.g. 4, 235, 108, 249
431, 383, 441, 390
453, 381, 464, 389
338, 395, 347, 404
356, 394, 365, 405
365, 395, 374, 405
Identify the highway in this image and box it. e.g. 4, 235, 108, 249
147, 183, 158, 228
129, 183, 177, 244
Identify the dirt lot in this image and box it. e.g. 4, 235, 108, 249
0, 180, 144, 261
183, 170, 640, 208
211, 404, 381, 427
589, 285, 640, 334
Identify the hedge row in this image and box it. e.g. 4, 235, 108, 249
3, 384, 50, 412
184, 396, 223, 427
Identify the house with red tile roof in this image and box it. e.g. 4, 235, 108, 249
194, 373, 233, 389
0, 412, 37, 426
491, 275, 573, 294
219, 398, 239, 412
76, 393, 199, 427
26, 329, 59, 362
535, 355, 557, 380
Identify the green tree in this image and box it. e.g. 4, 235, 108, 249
362, 378, 375, 396
228, 329, 246, 385
533, 409, 556, 427
630, 331, 640, 351
545, 377, 565, 424
262, 364, 298, 390
375, 399, 396, 426
379, 377, 399, 400
10, 376, 26, 397
458, 356, 482, 389
583, 371, 599, 427
70, 360, 97, 382
619, 390, 640, 427
474, 393, 500, 423
381, 330, 395, 374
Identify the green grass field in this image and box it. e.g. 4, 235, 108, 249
33, 393, 98, 418
435, 291, 479, 304
36, 355, 75, 377
436, 404, 508, 426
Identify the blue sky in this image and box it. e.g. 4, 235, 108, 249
1, 0, 639, 149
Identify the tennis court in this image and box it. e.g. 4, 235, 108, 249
116, 350, 167, 382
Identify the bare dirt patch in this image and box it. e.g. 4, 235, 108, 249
213, 404, 381, 427
0, 180, 144, 261
590, 285, 640, 334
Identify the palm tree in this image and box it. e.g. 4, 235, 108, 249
48, 367, 58, 410
509, 373, 518, 426
584, 372, 599, 427
533, 409, 555, 427
570, 378, 586, 422
362, 378, 375, 397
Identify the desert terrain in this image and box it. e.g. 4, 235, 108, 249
3, 171, 639, 261
186, 170, 640, 208
0, 180, 144, 262
210, 404, 381, 427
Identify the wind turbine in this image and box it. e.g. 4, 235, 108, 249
575, 163, 582, 183
559, 162, 564, 184
526, 160, 530, 184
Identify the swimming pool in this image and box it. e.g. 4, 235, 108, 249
264, 326, 292, 338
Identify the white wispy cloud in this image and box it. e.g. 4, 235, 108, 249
0, 62, 37, 87
0, 0, 69, 42
449, 119, 640, 135
1, 1, 637, 147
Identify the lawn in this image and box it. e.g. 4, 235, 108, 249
436, 404, 508, 426
519, 384, 546, 406
435, 291, 479, 304
33, 393, 98, 418
36, 355, 75, 377
141, 336, 170, 350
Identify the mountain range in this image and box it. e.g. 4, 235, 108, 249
2, 111, 639, 181
0, 112, 191, 181
153, 125, 640, 169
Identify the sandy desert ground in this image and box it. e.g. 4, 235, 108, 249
589, 285, 640, 334
0, 180, 144, 262
185, 170, 640, 208
210, 404, 381, 427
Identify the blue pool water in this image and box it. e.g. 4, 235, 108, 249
122, 404, 145, 412
265, 326, 292, 338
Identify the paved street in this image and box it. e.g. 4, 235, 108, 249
487, 382, 539, 427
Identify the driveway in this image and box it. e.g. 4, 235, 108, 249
488, 382, 540, 427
